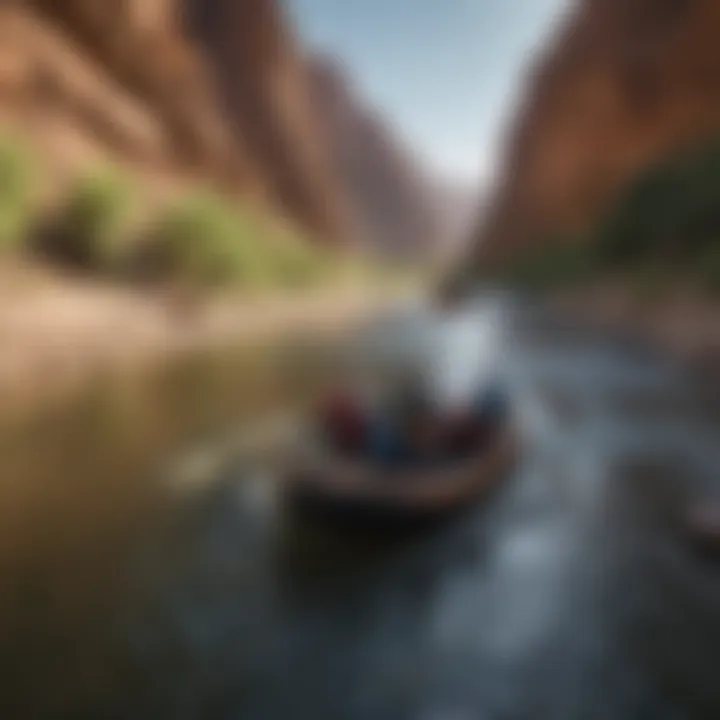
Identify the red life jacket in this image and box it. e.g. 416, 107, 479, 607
444, 404, 491, 454
320, 391, 368, 452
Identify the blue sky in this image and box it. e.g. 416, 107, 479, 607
288, 0, 570, 184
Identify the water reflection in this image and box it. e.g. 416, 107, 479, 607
0, 302, 719, 719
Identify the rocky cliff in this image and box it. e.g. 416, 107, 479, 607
471, 0, 720, 268
0, 0, 350, 241
0, 0, 452, 254
185, 0, 354, 243
2, 0, 254, 184
307, 55, 445, 258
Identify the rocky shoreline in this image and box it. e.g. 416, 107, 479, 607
543, 284, 720, 385
0, 264, 388, 418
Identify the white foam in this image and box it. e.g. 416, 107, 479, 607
422, 304, 505, 410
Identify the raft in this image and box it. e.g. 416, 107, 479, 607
283, 425, 519, 529
682, 505, 720, 560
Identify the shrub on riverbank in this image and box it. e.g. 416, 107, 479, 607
494, 136, 720, 296
40, 169, 138, 271
0, 140, 36, 254
138, 191, 335, 291
144, 193, 262, 288
596, 139, 720, 271
0, 135, 384, 294
500, 237, 597, 292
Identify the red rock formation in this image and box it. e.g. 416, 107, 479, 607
0, 0, 454, 252
184, 0, 355, 243
22, 0, 253, 184
306, 54, 445, 258
0, 0, 354, 242
471, 0, 720, 269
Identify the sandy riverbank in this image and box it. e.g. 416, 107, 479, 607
0, 263, 393, 415
544, 283, 720, 379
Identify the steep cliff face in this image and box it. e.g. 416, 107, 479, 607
0, 0, 353, 241
0, 0, 453, 253
431, 180, 481, 260
185, 0, 354, 243
307, 55, 444, 258
472, 0, 720, 268
14, 0, 255, 186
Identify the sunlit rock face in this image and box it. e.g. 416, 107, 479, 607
14, 0, 249, 178
470, 0, 720, 269
305, 54, 452, 259
184, 0, 355, 243
0, 0, 354, 242
2, 0, 456, 251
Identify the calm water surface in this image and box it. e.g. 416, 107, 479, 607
1, 301, 719, 720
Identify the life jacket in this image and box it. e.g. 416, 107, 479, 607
319, 390, 368, 453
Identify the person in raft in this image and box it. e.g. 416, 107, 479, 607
318, 277, 510, 468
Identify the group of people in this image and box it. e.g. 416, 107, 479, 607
317, 278, 511, 471
318, 279, 511, 470
318, 381, 509, 470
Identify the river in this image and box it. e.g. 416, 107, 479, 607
1, 298, 719, 719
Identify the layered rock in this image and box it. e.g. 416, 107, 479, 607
0, 0, 351, 240
185, 0, 354, 242
0, 0, 454, 253
20, 0, 253, 184
307, 55, 445, 258
471, 0, 720, 268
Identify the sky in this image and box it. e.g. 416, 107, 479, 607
288, 0, 570, 185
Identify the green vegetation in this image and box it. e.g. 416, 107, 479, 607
495, 137, 720, 296
500, 237, 597, 292
0, 139, 36, 253
253, 217, 333, 289
0, 134, 375, 293
143, 192, 338, 291
48, 169, 138, 271
696, 244, 720, 294
145, 192, 267, 288
596, 140, 720, 271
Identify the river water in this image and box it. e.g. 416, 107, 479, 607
1, 299, 719, 720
